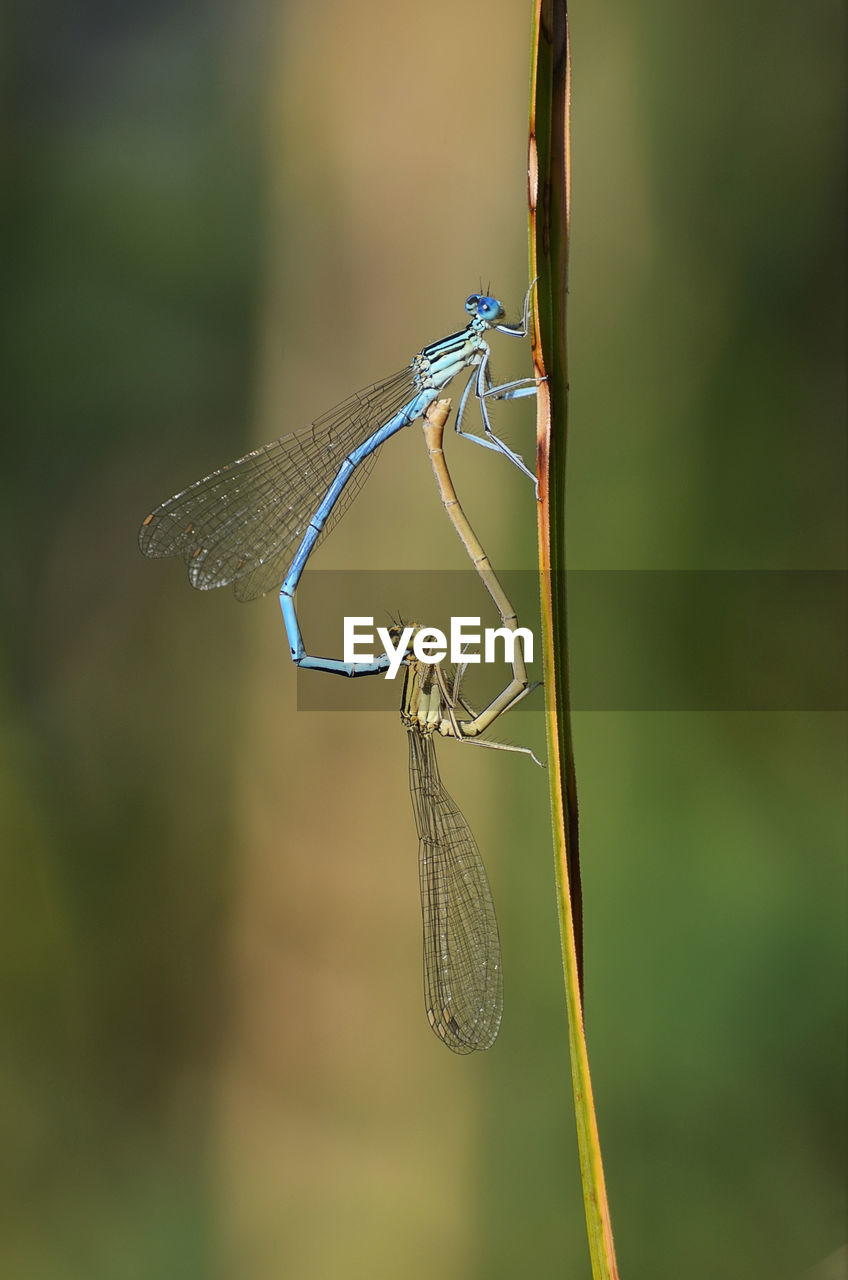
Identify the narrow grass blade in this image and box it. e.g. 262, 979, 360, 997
529, 3, 621, 1276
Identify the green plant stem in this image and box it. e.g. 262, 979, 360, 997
529, 3, 620, 1276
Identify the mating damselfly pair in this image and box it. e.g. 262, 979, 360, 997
140, 289, 541, 1053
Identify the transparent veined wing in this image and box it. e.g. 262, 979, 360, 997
407, 728, 503, 1053
139, 368, 415, 601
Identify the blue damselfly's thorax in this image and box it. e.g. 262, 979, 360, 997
412, 294, 507, 392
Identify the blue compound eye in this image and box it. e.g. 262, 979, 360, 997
476, 295, 505, 322
465, 294, 481, 315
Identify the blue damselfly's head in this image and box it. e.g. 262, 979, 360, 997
465, 294, 505, 324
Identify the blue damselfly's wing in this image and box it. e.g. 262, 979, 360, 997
139, 369, 414, 601
407, 729, 503, 1053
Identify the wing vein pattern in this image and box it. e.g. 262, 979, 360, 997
407, 729, 503, 1053
139, 368, 414, 601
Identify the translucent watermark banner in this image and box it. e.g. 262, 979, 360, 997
292, 570, 847, 712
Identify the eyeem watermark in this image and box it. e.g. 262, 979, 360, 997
343, 616, 535, 679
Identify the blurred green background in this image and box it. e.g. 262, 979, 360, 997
3, 2, 845, 1278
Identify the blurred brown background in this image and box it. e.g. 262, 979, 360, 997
3, 2, 845, 1277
